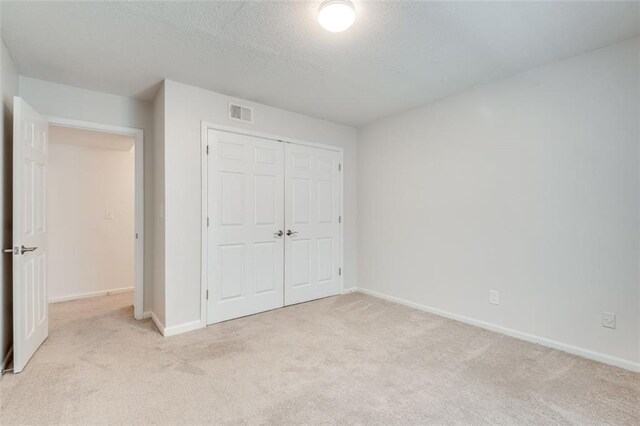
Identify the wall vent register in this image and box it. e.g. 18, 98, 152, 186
228, 103, 254, 124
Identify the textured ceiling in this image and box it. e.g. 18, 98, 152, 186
2, 1, 639, 126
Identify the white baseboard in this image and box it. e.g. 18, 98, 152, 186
149, 312, 202, 337
1, 346, 13, 376
163, 320, 204, 337
342, 287, 358, 294
141, 311, 152, 319
356, 287, 640, 373
49, 287, 134, 303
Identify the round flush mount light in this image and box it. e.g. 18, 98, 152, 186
318, 0, 356, 33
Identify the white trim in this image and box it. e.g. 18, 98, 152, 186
200, 122, 209, 329
49, 287, 134, 303
141, 311, 152, 319
357, 287, 640, 373
200, 122, 343, 152
1, 346, 13, 375
200, 121, 345, 327
342, 287, 358, 294
338, 148, 344, 295
163, 320, 204, 337
46, 116, 145, 320
151, 312, 203, 337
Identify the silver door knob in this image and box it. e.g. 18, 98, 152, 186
274, 230, 284, 238
20, 245, 37, 255
286, 230, 297, 237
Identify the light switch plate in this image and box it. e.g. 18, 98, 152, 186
489, 290, 500, 305
602, 312, 616, 329
105, 208, 114, 220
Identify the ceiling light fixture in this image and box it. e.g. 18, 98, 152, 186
318, 0, 356, 33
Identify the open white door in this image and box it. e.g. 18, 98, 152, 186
11, 97, 48, 373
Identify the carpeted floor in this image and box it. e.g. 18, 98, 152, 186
0, 292, 638, 425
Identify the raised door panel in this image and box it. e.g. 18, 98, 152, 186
254, 242, 276, 294
291, 239, 311, 288
317, 180, 334, 224
292, 178, 310, 225
254, 175, 276, 225
317, 238, 334, 283
219, 244, 244, 301
219, 172, 244, 226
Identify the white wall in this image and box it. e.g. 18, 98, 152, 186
48, 133, 135, 302
0, 38, 18, 369
162, 80, 357, 328
358, 38, 640, 368
18, 77, 155, 312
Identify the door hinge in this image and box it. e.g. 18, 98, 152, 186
206, 290, 209, 300
135, 233, 139, 239
207, 217, 210, 227
339, 216, 342, 224
206, 145, 210, 155
338, 163, 342, 172
339, 267, 342, 276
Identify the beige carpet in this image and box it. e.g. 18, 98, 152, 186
0, 292, 638, 425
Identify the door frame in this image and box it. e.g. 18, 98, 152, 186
200, 122, 344, 327
46, 116, 145, 320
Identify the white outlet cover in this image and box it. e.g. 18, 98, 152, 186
489, 290, 500, 305
602, 312, 616, 329
105, 208, 114, 220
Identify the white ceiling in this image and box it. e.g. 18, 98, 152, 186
49, 125, 134, 151
2, 1, 639, 126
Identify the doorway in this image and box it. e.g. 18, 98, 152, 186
48, 125, 135, 305
10, 98, 145, 373
47, 118, 144, 320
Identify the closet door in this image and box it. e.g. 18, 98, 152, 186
207, 130, 285, 323
284, 144, 342, 305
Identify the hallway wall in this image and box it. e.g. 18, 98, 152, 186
48, 128, 135, 302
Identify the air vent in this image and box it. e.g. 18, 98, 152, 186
228, 103, 254, 124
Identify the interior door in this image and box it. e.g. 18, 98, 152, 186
12, 97, 48, 373
284, 143, 342, 305
207, 130, 285, 324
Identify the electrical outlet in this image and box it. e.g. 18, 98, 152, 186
489, 290, 500, 305
105, 208, 114, 220
602, 312, 616, 329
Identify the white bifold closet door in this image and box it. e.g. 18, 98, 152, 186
207, 129, 342, 324
284, 143, 342, 306
207, 130, 285, 323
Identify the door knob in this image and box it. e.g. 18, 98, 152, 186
286, 230, 298, 237
274, 230, 284, 238
20, 245, 37, 255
